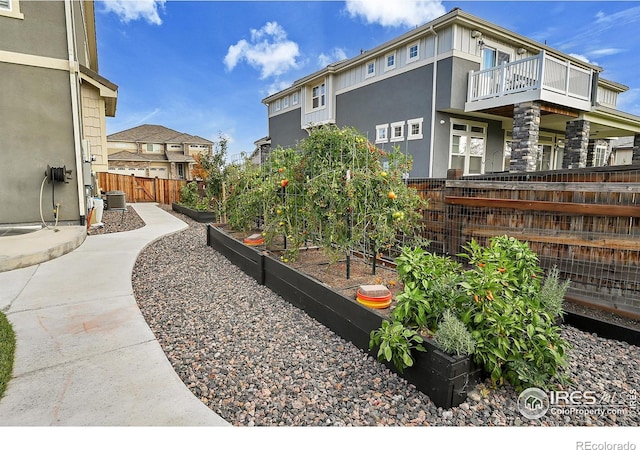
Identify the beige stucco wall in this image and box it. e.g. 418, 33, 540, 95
0, 62, 79, 224
0, 0, 97, 225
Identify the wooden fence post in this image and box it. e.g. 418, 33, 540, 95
445, 169, 463, 257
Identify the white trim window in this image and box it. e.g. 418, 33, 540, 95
385, 52, 396, 71
275, 99, 282, 112
283, 96, 289, 109
375, 124, 389, 143
592, 142, 608, 167
390, 121, 405, 142
0, 0, 24, 19
312, 83, 325, 109
407, 42, 419, 63
292, 92, 299, 105
146, 143, 162, 153
449, 120, 487, 175
365, 61, 376, 79
407, 118, 423, 140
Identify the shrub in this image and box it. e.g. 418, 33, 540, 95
434, 310, 476, 357
179, 182, 200, 209
538, 265, 571, 319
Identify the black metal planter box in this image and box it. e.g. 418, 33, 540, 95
206, 224, 482, 408
172, 202, 218, 223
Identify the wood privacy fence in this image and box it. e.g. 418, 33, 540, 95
408, 165, 640, 320
97, 172, 187, 205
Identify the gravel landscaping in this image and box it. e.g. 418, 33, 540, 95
124, 204, 639, 426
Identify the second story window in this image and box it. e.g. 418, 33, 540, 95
292, 92, 299, 105
407, 42, 419, 63
366, 61, 375, 78
482, 47, 510, 69
312, 83, 325, 109
0, 0, 24, 19
385, 52, 396, 71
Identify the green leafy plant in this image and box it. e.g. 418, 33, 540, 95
434, 310, 476, 356
369, 320, 425, 373
394, 247, 463, 331
179, 181, 201, 210
456, 236, 571, 391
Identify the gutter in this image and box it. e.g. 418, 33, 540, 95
64, 0, 86, 224
427, 26, 437, 179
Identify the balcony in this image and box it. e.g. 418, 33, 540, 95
465, 51, 595, 113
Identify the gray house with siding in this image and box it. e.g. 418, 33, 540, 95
262, 8, 640, 178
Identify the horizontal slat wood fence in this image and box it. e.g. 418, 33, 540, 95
408, 164, 640, 320
97, 172, 187, 205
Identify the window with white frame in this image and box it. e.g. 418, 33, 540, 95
365, 61, 376, 79
407, 118, 423, 140
390, 121, 405, 142
385, 52, 396, 71
592, 142, 608, 167
376, 124, 389, 143
275, 99, 282, 111
146, 143, 162, 153
449, 120, 487, 175
0, 0, 23, 19
292, 92, 299, 105
283, 96, 289, 108
407, 42, 419, 63
312, 83, 325, 109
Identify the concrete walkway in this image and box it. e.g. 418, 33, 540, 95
0, 203, 229, 426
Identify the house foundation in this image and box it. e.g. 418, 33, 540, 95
563, 120, 590, 168
509, 102, 540, 172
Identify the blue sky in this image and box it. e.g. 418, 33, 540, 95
95, 0, 640, 161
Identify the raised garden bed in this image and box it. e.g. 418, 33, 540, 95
207, 224, 482, 408
172, 202, 218, 223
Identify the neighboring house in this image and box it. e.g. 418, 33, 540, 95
251, 136, 272, 165
107, 124, 214, 181
263, 7, 640, 178
1, 0, 118, 225
609, 136, 635, 166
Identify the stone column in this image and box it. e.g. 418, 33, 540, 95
509, 102, 540, 172
562, 120, 590, 169
633, 134, 640, 164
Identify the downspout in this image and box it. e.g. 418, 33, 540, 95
64, 0, 86, 224
427, 26, 438, 179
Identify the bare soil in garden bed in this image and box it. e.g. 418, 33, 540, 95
224, 227, 640, 331
224, 228, 402, 317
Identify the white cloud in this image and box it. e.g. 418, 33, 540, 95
588, 48, 624, 57
344, 0, 445, 28
569, 53, 598, 66
264, 80, 293, 97
224, 22, 300, 79
100, 0, 166, 25
318, 48, 348, 67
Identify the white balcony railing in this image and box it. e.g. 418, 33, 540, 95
466, 51, 594, 110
